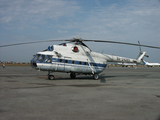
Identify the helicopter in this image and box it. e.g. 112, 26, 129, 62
29, 38, 153, 80
1, 38, 160, 80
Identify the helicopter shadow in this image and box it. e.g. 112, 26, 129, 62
99, 73, 115, 83
99, 73, 149, 83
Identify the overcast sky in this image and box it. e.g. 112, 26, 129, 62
0, 0, 160, 63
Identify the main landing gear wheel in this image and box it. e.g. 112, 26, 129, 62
70, 73, 76, 79
48, 75, 55, 80
93, 74, 99, 80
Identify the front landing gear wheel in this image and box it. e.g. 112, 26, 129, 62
48, 75, 55, 80
70, 73, 76, 79
93, 74, 99, 80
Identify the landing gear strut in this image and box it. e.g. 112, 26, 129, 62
48, 71, 55, 80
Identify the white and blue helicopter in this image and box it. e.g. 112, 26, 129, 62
29, 38, 158, 80
1, 38, 160, 80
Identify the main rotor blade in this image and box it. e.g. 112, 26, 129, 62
83, 40, 160, 49
1, 38, 160, 49
0, 39, 69, 47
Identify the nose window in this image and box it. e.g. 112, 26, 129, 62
34, 54, 41, 60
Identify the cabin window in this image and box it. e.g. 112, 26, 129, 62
72, 61, 75, 64
84, 62, 87, 65
65, 60, 68, 63
60, 59, 63, 62
79, 61, 82, 65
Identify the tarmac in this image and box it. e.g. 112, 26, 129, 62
0, 66, 160, 120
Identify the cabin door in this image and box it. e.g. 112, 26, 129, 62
57, 58, 65, 72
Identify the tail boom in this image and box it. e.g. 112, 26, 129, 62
103, 52, 146, 64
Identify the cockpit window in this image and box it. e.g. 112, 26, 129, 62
39, 55, 45, 62
33, 54, 52, 63
45, 55, 52, 63
33, 54, 41, 60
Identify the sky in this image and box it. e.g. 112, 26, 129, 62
0, 0, 160, 63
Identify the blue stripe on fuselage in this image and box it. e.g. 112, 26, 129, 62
50, 58, 107, 68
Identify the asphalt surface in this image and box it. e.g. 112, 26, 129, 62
0, 66, 160, 120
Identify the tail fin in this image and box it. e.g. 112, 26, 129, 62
137, 41, 149, 59
136, 52, 146, 61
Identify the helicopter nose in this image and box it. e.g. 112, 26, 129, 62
30, 60, 37, 68
32, 61, 37, 67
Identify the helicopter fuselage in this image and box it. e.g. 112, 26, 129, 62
30, 43, 107, 75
